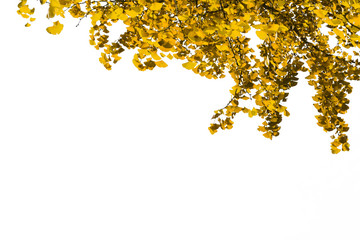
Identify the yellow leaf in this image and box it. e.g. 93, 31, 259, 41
230, 85, 241, 95
216, 44, 229, 51
91, 11, 102, 25
182, 61, 197, 70
231, 29, 241, 38
208, 124, 219, 134
248, 107, 257, 118
25, 23, 31, 27
109, 8, 125, 20
133, 6, 142, 13
314, 9, 328, 18
178, 15, 189, 21
150, 51, 162, 60
150, 3, 163, 11
330, 19, 342, 26
354, 3, 360, 9
19, 5, 31, 14
351, 15, 360, 26
46, 21, 64, 35
333, 28, 345, 40
253, 24, 265, 30
204, 26, 216, 34
126, 9, 139, 18
263, 132, 273, 139
243, 13, 251, 21
342, 142, 350, 151
351, 35, 360, 41
155, 60, 168, 68
278, 24, 288, 32
139, 28, 149, 38
256, 30, 268, 40
276, 69, 287, 76
267, 24, 279, 33
277, 0, 286, 9
48, 0, 64, 18
257, 125, 266, 132
188, 30, 205, 42
331, 146, 341, 154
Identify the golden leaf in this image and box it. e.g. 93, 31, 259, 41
155, 60, 168, 68
150, 3, 163, 11
182, 61, 197, 70
46, 21, 64, 35
333, 28, 345, 40
256, 30, 268, 40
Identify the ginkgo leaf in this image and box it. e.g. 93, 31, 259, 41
333, 28, 345, 40
350, 35, 360, 41
278, 24, 289, 32
150, 51, 162, 60
155, 60, 168, 68
208, 124, 219, 135
150, 3, 163, 11
188, 30, 205, 42
313, 9, 328, 18
182, 61, 197, 70
275, 69, 287, 76
267, 24, 279, 33
354, 3, 360, 9
342, 142, 350, 151
263, 132, 273, 139
46, 21, 63, 35
330, 19, 342, 26
132, 6, 142, 14
331, 146, 341, 154
256, 30, 268, 40
109, 8, 128, 20
91, 11, 102, 25
126, 9, 139, 18
248, 108, 257, 118
216, 44, 229, 51
178, 14, 190, 21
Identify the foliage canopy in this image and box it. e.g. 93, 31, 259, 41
18, 0, 360, 154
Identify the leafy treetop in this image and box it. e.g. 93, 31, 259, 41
18, 0, 360, 154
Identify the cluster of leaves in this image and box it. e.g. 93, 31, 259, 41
18, 0, 360, 153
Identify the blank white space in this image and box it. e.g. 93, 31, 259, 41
2, 2, 360, 240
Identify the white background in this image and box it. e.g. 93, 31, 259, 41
2, 2, 360, 240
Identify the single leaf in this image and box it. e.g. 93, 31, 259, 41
46, 21, 64, 35
333, 28, 345, 40
155, 60, 168, 68
256, 30, 268, 40
182, 61, 197, 70
150, 3, 163, 11
126, 9, 139, 18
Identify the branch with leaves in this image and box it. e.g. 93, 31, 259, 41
17, 0, 360, 154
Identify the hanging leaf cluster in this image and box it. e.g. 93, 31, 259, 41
18, 0, 360, 154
